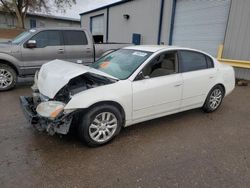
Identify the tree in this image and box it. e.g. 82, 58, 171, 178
0, 0, 76, 29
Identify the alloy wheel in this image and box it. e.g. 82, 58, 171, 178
209, 89, 222, 110
0, 68, 13, 89
89, 112, 118, 143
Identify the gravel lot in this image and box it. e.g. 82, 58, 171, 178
0, 80, 250, 188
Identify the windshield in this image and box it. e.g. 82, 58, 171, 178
91, 49, 152, 80
12, 31, 32, 44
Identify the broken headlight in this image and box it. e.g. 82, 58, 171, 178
36, 101, 65, 119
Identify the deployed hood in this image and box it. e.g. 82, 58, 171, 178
38, 59, 118, 98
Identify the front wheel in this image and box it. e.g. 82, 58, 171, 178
78, 104, 122, 147
0, 64, 17, 91
202, 85, 224, 113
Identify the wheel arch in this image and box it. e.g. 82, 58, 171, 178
214, 83, 226, 96
0, 59, 19, 75
87, 101, 126, 127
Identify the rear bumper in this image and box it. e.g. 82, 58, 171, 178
19, 96, 39, 124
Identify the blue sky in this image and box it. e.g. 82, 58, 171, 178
56, 0, 121, 19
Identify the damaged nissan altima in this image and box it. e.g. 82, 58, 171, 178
20, 45, 235, 146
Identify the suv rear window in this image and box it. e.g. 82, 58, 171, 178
63, 31, 88, 45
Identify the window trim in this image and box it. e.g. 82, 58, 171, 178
133, 50, 179, 81
178, 50, 214, 73
62, 30, 88, 46
23, 30, 63, 48
205, 55, 214, 69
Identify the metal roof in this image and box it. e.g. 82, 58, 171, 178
0, 10, 80, 22
80, 0, 133, 16
27, 12, 80, 22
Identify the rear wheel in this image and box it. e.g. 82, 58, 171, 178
78, 104, 122, 147
202, 85, 224, 113
0, 64, 17, 91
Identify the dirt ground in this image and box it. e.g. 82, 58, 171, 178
0, 80, 250, 188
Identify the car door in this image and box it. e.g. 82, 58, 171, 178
21, 30, 65, 74
63, 30, 94, 64
132, 51, 183, 121
178, 50, 217, 110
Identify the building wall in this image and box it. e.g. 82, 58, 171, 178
108, 0, 161, 44
223, 0, 250, 61
223, 0, 250, 80
0, 13, 16, 28
0, 13, 80, 29
81, 9, 108, 42
160, 0, 174, 45
24, 17, 80, 29
81, 0, 170, 44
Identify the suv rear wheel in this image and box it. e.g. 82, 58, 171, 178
0, 64, 17, 91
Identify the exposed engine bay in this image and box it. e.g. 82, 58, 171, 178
54, 73, 116, 103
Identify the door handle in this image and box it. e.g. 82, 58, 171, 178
174, 83, 182, 87
209, 76, 214, 79
58, 49, 64, 54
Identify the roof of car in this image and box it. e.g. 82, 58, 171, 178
124, 45, 195, 53
28, 27, 86, 32
125, 45, 180, 52
124, 45, 214, 57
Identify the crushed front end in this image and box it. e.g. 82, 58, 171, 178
19, 95, 74, 135
20, 69, 116, 136
19, 72, 75, 135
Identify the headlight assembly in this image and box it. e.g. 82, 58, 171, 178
36, 101, 65, 119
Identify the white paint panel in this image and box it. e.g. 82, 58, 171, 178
172, 0, 231, 56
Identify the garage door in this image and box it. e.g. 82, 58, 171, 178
91, 15, 104, 43
172, 0, 231, 56
91, 15, 104, 35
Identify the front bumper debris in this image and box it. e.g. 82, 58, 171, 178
20, 96, 39, 124
20, 96, 73, 135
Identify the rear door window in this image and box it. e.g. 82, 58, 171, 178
179, 50, 208, 72
63, 30, 88, 45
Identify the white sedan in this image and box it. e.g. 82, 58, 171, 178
20, 45, 235, 146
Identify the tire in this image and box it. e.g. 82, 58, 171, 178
0, 64, 17, 91
202, 85, 225, 113
78, 104, 122, 147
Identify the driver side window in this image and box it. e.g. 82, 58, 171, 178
29, 31, 62, 48
140, 51, 178, 79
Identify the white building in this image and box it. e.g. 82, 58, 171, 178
0, 11, 80, 29
80, 0, 250, 80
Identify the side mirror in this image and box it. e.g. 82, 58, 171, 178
26, 40, 37, 48
138, 71, 150, 80
76, 60, 83, 64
